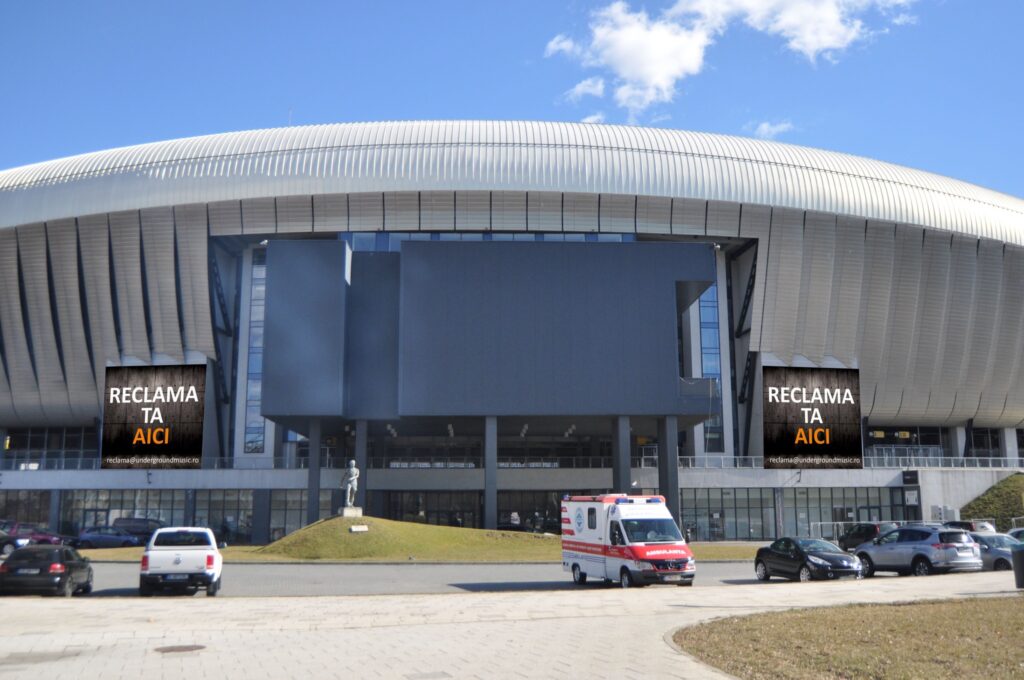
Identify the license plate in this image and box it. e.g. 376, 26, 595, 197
663, 574, 682, 582
16, 568, 39, 575
957, 548, 971, 554
165, 574, 189, 581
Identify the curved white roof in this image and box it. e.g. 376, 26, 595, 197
0, 120, 1021, 244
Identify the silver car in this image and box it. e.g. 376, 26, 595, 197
970, 532, 1019, 571
855, 525, 982, 577
1008, 528, 1024, 542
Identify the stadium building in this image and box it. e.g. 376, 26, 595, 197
0, 121, 1022, 544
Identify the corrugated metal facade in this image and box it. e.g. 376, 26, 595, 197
0, 121, 1021, 427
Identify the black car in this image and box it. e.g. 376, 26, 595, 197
0, 545, 93, 596
112, 517, 167, 543
837, 522, 900, 551
755, 537, 864, 582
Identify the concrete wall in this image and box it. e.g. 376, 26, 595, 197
918, 469, 1018, 516
345, 253, 400, 419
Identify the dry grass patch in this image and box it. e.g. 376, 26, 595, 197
674, 596, 1024, 679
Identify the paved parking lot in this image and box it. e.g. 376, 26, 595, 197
0, 570, 1015, 679
83, 560, 763, 596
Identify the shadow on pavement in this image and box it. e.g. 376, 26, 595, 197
448, 581, 574, 593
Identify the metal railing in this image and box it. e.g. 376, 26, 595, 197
863, 456, 1024, 469
678, 456, 764, 469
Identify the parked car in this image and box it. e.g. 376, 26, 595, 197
970, 532, 1019, 571
112, 517, 167, 543
943, 520, 996, 533
0, 545, 93, 596
755, 537, 863, 582
856, 525, 982, 576
75, 526, 141, 549
1008, 528, 1024, 542
0, 521, 67, 555
837, 522, 901, 551
139, 527, 224, 597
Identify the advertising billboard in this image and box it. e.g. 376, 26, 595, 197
762, 367, 862, 469
101, 365, 206, 469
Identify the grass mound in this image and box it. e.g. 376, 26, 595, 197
675, 596, 1024, 679
254, 516, 561, 562
961, 472, 1024, 532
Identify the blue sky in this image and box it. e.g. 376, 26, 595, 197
1, 1, 1021, 196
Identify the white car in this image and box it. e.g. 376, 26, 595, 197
139, 527, 224, 597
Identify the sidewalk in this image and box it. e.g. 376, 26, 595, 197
0, 571, 1015, 679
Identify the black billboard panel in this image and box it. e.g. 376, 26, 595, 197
101, 365, 206, 469
762, 367, 862, 469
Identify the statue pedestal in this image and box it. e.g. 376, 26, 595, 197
338, 506, 363, 518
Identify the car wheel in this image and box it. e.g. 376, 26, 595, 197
677, 581, 694, 587
139, 581, 154, 597
858, 554, 874, 578
798, 565, 813, 582
912, 557, 933, 576
1, 543, 13, 557
994, 559, 1011, 571
78, 581, 93, 595
79, 541, 93, 550
755, 560, 770, 581
207, 578, 220, 597
572, 564, 587, 585
121, 541, 134, 548
620, 568, 635, 588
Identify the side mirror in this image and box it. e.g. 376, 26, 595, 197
981, 544, 989, 551
872, 538, 879, 545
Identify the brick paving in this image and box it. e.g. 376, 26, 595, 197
0, 571, 1015, 679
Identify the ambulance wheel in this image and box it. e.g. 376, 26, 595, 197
572, 564, 587, 585
620, 568, 635, 588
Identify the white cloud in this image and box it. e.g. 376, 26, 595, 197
750, 120, 795, 139
891, 12, 917, 26
581, 112, 606, 124
545, 34, 580, 58
549, 0, 917, 118
565, 77, 606, 101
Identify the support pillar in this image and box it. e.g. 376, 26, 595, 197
484, 416, 497, 529
953, 426, 968, 459
658, 416, 680, 522
48, 489, 61, 534
354, 420, 369, 508
612, 415, 631, 493
306, 418, 322, 526
999, 428, 1019, 464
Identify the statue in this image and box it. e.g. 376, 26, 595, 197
341, 459, 360, 507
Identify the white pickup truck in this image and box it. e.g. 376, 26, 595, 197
139, 527, 224, 597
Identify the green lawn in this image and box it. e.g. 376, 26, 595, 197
674, 596, 1024, 679
79, 517, 760, 563
961, 472, 1024, 532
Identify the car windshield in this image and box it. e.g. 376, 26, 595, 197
7, 548, 59, 562
796, 539, 842, 553
620, 518, 682, 543
983, 535, 1018, 549
939, 531, 970, 544
153, 531, 212, 547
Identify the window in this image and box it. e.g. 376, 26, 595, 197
587, 508, 597, 530
244, 248, 268, 454
697, 284, 724, 453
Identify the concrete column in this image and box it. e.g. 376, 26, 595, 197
715, 249, 735, 458
48, 490, 61, 534
658, 416, 680, 522
999, 428, 1019, 464
484, 416, 497, 529
251, 489, 271, 545
355, 420, 369, 508
953, 427, 968, 459
184, 490, 196, 526
611, 415, 631, 493
306, 419, 322, 525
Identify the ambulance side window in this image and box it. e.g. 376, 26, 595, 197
587, 508, 596, 530
610, 522, 624, 546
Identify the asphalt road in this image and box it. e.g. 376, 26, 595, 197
81, 560, 779, 597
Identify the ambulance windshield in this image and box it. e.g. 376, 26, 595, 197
621, 518, 683, 544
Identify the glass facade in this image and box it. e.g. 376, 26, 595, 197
244, 248, 268, 453
698, 284, 724, 452
269, 489, 331, 541
0, 490, 51, 525
497, 490, 607, 532
2, 426, 99, 469
864, 426, 948, 455
195, 490, 255, 544
680, 486, 907, 541
344, 231, 634, 253
58, 489, 187, 536
378, 491, 482, 528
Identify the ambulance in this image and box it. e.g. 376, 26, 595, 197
561, 494, 695, 587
